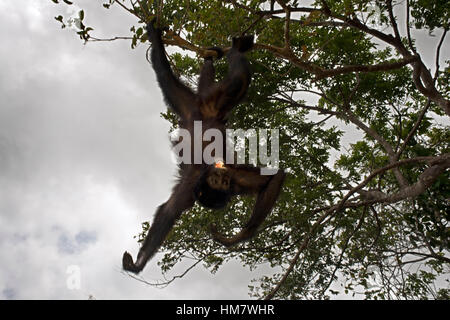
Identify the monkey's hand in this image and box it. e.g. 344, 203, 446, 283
209, 223, 247, 247
209, 223, 228, 246
211, 170, 285, 247
122, 251, 142, 274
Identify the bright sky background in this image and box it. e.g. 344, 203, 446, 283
0, 0, 447, 300
0, 0, 264, 300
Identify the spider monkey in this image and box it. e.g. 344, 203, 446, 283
122, 19, 285, 274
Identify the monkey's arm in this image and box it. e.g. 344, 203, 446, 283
147, 19, 197, 120
123, 182, 195, 274
211, 169, 285, 247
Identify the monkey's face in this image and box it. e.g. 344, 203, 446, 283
194, 166, 232, 209
206, 167, 231, 191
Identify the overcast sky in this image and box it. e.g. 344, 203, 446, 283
0, 1, 448, 300
0, 0, 265, 300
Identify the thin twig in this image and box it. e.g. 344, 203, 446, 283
115, 0, 140, 19
122, 257, 203, 288
405, 0, 417, 54
321, 207, 368, 296
89, 36, 133, 42
433, 29, 447, 84
395, 99, 431, 159
387, 0, 401, 41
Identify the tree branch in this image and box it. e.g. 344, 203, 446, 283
89, 36, 133, 42
342, 106, 409, 187
411, 60, 450, 116
264, 230, 311, 300
275, 0, 291, 48
123, 256, 203, 288
434, 29, 447, 84
395, 99, 431, 159
315, 56, 419, 80
405, 0, 417, 54
338, 154, 450, 208
321, 207, 367, 296
256, 42, 418, 80
387, 0, 402, 41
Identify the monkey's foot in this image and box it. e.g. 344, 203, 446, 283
122, 251, 142, 274
146, 17, 168, 41
232, 35, 254, 52
146, 18, 160, 37
205, 46, 224, 60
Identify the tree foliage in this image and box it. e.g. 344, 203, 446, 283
52, 0, 449, 299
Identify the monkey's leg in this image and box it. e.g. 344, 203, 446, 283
216, 36, 254, 116
198, 47, 224, 102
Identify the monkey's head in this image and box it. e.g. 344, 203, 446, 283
194, 164, 232, 209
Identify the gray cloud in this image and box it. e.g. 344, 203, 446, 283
0, 0, 259, 299
57, 231, 97, 255
2, 287, 16, 299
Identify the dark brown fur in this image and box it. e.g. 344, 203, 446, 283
122, 20, 285, 274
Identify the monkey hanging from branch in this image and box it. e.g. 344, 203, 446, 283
122, 19, 285, 274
